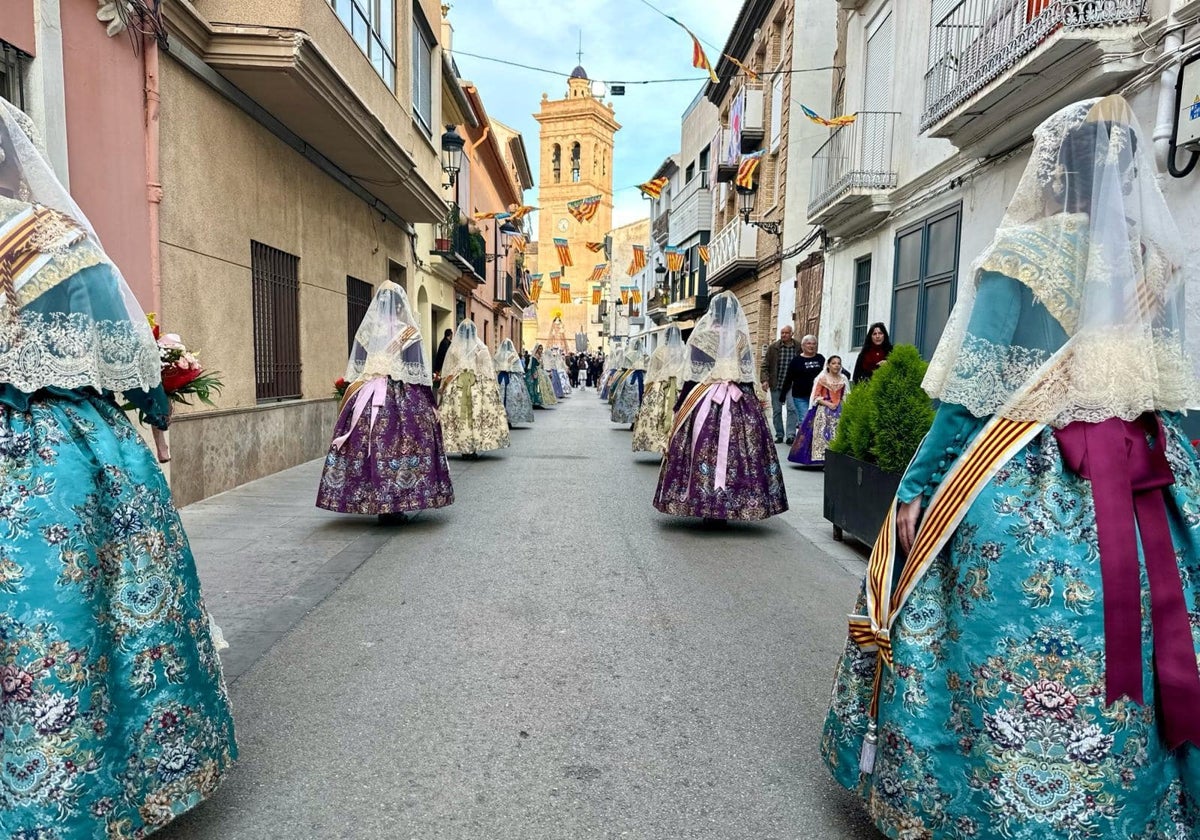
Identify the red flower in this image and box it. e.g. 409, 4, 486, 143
162, 365, 202, 393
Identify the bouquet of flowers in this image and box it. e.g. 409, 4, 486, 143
333, 377, 349, 399
150, 313, 224, 406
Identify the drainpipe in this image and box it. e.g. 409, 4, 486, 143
1153, 0, 1184, 173
144, 37, 163, 313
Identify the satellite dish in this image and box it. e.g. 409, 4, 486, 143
590, 79, 607, 98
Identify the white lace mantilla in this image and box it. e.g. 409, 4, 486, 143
931, 329, 1200, 426
0, 310, 161, 394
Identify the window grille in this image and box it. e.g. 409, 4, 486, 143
346, 276, 373, 354
852, 256, 872, 348
251, 241, 302, 402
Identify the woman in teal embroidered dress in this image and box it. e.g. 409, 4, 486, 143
822, 97, 1200, 837
0, 101, 235, 838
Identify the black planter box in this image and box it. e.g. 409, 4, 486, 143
823, 450, 902, 547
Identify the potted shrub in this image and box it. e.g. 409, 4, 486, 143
824, 344, 934, 545
434, 204, 457, 252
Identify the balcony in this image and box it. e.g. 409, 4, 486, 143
667, 295, 709, 318
433, 222, 486, 283
808, 112, 898, 238
705, 217, 758, 288
711, 127, 739, 183
669, 171, 713, 244
652, 211, 671, 246
740, 83, 766, 150
921, 0, 1149, 153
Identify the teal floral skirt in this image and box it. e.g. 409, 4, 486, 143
1, 388, 236, 839
822, 417, 1200, 838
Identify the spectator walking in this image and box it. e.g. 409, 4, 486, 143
763, 326, 799, 443
778, 335, 824, 445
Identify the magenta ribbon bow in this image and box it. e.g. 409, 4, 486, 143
691, 382, 743, 491
331, 377, 388, 454
1055, 415, 1200, 749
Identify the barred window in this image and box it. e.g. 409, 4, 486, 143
852, 256, 872, 348
346, 276, 373, 354
1, 40, 30, 110
251, 241, 302, 402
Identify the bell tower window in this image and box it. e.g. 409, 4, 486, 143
552, 144, 561, 184
571, 142, 581, 183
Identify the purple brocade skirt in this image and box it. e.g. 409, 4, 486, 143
788, 404, 841, 466
316, 378, 454, 514
653, 381, 788, 521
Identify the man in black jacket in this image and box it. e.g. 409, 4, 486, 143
433, 328, 453, 376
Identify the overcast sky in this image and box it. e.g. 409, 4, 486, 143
446, 0, 742, 229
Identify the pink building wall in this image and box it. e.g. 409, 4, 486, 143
0, 0, 36, 54
59, 3, 156, 309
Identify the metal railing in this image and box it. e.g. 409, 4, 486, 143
808, 112, 898, 217
251, 241, 302, 402
921, 0, 1147, 130
438, 222, 487, 281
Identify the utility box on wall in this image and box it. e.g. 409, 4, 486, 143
1180, 54, 1200, 151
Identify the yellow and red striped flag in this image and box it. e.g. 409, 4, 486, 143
550, 271, 562, 294
688, 29, 719, 84
554, 237, 573, 267
591, 286, 602, 305
666, 247, 685, 272
735, 150, 766, 189
509, 234, 527, 253
697, 245, 710, 264
584, 241, 606, 253
631, 288, 642, 304
627, 243, 646, 276
560, 283, 571, 304
568, 195, 602, 223
620, 287, 631, 305
725, 54, 758, 81
589, 263, 608, 284
638, 177, 669, 200
800, 104, 856, 128
529, 275, 542, 302
509, 205, 537, 222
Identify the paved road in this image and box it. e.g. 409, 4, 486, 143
159, 389, 882, 840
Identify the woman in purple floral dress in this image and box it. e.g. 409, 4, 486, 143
653, 292, 787, 521
317, 281, 453, 521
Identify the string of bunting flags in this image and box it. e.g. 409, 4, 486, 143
567, 195, 602, 223
553, 238, 573, 267
628, 244, 646, 275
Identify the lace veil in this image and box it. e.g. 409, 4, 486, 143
442, 319, 496, 380
924, 95, 1200, 425
345, 280, 429, 385
494, 338, 524, 373
645, 324, 687, 384
0, 98, 159, 394
686, 291, 756, 384
622, 339, 647, 371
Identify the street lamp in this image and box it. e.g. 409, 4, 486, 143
736, 184, 782, 237
440, 125, 465, 188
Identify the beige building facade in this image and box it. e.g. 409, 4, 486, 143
160, 0, 468, 505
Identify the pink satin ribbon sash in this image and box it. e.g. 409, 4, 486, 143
691, 382, 743, 491
1055, 415, 1200, 749
331, 377, 388, 454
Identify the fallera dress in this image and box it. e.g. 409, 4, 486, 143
610, 343, 648, 425
530, 351, 557, 407
316, 281, 453, 514
437, 321, 510, 456
822, 97, 1200, 838
788, 373, 848, 466
653, 292, 787, 521
632, 325, 687, 455
494, 339, 534, 425
0, 101, 235, 838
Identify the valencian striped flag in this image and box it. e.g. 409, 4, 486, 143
591, 286, 602, 305
631, 288, 642, 304
735, 150, 766, 189
666, 246, 685, 272
588, 263, 608, 284
560, 283, 571, 304
584, 241, 606, 253
697, 245, 711, 264
627, 243, 646, 275
568, 195, 602, 223
724, 54, 758, 81
554, 237, 573, 267
509, 234, 527, 253
620, 287, 631, 305
638, 177, 669, 200
473, 210, 512, 220
688, 29, 719, 84
549, 271, 562, 294
800, 104, 856, 128
529, 274, 543, 302
509, 205, 536, 222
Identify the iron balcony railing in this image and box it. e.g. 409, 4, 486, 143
921, 0, 1147, 130
808, 112, 898, 217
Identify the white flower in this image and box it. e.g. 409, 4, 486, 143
96, 1, 131, 37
